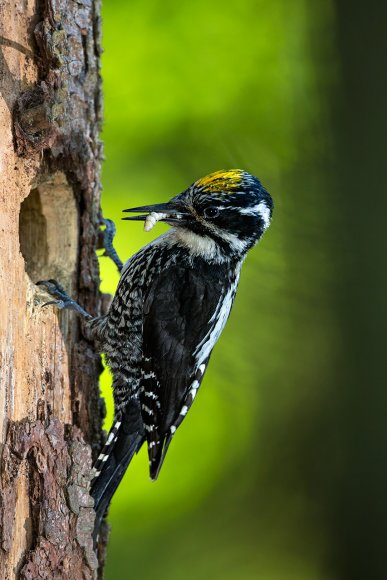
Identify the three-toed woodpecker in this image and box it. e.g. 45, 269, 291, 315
38, 169, 273, 526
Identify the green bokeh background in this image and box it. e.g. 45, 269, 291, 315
98, 1, 387, 578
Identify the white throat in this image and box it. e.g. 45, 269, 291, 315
166, 228, 228, 262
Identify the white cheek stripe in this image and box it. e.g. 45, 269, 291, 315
239, 201, 271, 229
220, 231, 248, 253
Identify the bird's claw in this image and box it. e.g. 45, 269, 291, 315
37, 279, 92, 319
42, 299, 66, 309
97, 217, 123, 273
37, 279, 68, 299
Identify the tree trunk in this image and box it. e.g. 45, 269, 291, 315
0, 0, 106, 576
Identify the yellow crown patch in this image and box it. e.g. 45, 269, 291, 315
194, 169, 244, 194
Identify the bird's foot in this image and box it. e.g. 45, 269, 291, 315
37, 279, 92, 319
99, 218, 123, 273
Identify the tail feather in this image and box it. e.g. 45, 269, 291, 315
91, 401, 145, 539
149, 433, 173, 481
92, 418, 123, 479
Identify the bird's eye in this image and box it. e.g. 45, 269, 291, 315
203, 206, 220, 219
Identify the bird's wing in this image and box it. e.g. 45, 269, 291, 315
141, 263, 238, 479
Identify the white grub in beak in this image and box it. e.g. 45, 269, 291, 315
144, 212, 168, 232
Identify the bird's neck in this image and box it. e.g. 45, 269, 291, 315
165, 227, 244, 264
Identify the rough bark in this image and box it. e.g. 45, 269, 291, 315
0, 0, 107, 577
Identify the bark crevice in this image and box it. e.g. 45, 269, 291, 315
0, 415, 98, 578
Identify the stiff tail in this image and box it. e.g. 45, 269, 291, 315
149, 365, 207, 480
91, 401, 145, 538
149, 433, 173, 481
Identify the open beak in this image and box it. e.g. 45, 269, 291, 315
122, 200, 191, 228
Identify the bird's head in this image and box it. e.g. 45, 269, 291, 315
123, 169, 273, 258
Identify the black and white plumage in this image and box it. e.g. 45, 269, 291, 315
38, 169, 273, 529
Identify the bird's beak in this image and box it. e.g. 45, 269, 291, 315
122, 199, 191, 228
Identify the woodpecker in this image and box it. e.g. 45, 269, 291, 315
38, 169, 273, 528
